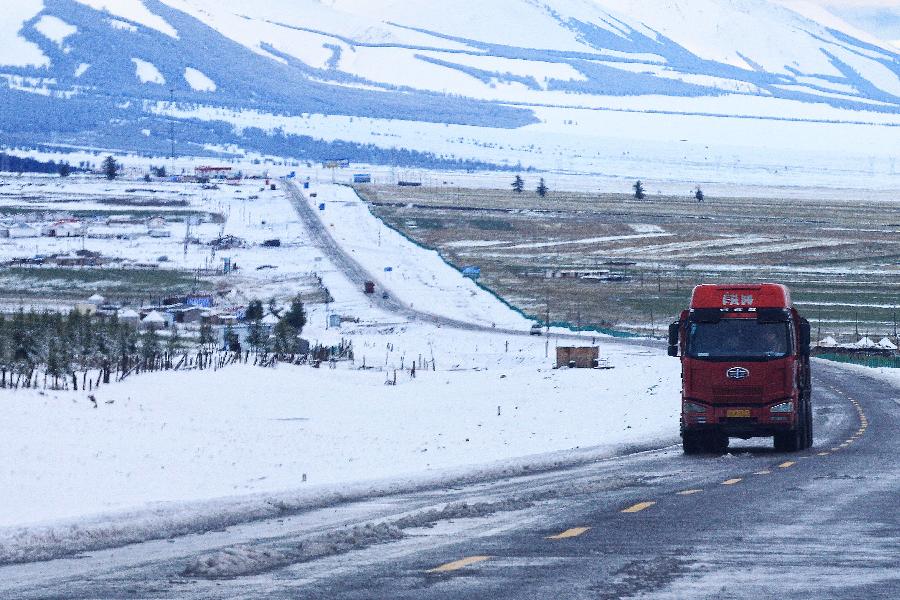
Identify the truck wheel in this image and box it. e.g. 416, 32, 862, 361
706, 434, 729, 454
775, 426, 802, 452
682, 432, 703, 455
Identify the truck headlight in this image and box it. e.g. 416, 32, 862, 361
684, 402, 707, 413
770, 401, 793, 413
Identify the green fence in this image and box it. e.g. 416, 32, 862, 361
815, 353, 900, 369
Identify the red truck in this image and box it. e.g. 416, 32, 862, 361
668, 284, 812, 454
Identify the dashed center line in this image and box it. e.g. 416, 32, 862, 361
778, 461, 795, 468
754, 470, 771, 475
427, 556, 491, 573
677, 489, 703, 496
722, 478, 742, 485
547, 527, 591, 540
621, 501, 656, 513
817, 452, 830, 456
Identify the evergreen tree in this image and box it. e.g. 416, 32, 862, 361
283, 295, 307, 333
102, 156, 119, 180
223, 323, 240, 352
141, 328, 160, 362
198, 321, 215, 352
536, 177, 548, 198
267, 297, 281, 318
511, 174, 524, 193
166, 324, 180, 356
272, 319, 297, 355
58, 163, 71, 177
633, 180, 645, 200
247, 320, 269, 355
245, 299, 264, 322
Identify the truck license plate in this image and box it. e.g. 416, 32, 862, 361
727, 409, 751, 418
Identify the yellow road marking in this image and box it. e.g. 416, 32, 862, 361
677, 489, 703, 496
722, 478, 742, 485
621, 501, 656, 513
427, 556, 491, 573
778, 461, 795, 468
754, 470, 771, 475
547, 527, 591, 540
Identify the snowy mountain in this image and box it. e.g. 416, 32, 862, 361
3, 0, 900, 176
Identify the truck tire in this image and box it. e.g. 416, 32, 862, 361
774, 425, 803, 452
706, 433, 729, 454
682, 432, 704, 455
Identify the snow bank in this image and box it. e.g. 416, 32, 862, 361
184, 67, 216, 92
131, 58, 165, 84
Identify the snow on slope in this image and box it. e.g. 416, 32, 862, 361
0, 1, 49, 67
33, 15, 77, 46
75, 0, 178, 38
131, 58, 165, 84
184, 66, 216, 91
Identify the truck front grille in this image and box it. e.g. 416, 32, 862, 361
711, 386, 764, 404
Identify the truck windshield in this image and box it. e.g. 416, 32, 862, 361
687, 319, 790, 359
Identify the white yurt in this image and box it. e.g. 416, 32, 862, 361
817, 336, 837, 348
877, 337, 898, 350
142, 310, 167, 331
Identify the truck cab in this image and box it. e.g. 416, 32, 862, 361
669, 284, 812, 454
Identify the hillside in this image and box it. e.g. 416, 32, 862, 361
2, 0, 900, 184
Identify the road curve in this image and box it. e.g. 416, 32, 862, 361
1, 360, 896, 598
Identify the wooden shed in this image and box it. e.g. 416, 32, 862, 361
556, 346, 599, 369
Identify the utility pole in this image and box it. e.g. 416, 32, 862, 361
169, 88, 176, 165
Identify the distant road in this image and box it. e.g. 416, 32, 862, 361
285, 180, 564, 337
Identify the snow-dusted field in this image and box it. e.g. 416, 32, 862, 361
1, 333, 677, 529
0, 175, 680, 547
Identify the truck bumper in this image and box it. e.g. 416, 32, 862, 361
682, 402, 797, 439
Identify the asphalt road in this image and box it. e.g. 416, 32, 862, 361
2, 185, 895, 598
2, 360, 896, 599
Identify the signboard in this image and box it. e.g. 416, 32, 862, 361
186, 295, 213, 308
323, 159, 350, 169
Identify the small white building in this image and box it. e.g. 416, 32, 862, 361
118, 308, 140, 326
142, 310, 167, 330
817, 336, 837, 348
7, 223, 40, 238
878, 337, 898, 350
88, 293, 105, 306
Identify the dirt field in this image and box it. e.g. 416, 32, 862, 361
358, 184, 900, 342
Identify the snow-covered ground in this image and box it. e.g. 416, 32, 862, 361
1, 336, 677, 529
0, 175, 680, 549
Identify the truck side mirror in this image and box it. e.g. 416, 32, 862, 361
799, 319, 811, 355
668, 322, 680, 357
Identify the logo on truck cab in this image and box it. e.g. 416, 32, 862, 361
726, 367, 750, 380
722, 293, 754, 307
